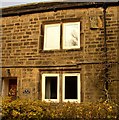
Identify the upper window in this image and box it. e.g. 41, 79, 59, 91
44, 24, 60, 50
43, 22, 80, 50
63, 22, 80, 49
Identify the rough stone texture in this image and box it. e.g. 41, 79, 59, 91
1, 5, 119, 102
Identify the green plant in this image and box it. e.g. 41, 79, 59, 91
2, 98, 119, 120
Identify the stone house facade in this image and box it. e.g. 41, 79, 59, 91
1, 2, 119, 103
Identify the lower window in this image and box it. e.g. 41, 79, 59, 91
63, 73, 80, 102
42, 74, 59, 102
42, 73, 80, 102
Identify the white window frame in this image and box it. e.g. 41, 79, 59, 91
44, 24, 60, 50
42, 74, 60, 102
63, 22, 80, 49
43, 22, 80, 50
62, 73, 81, 103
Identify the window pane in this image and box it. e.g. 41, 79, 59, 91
45, 77, 57, 99
63, 22, 80, 49
44, 24, 60, 50
65, 76, 77, 99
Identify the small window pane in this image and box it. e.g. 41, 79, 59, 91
45, 77, 57, 99
65, 76, 77, 99
44, 24, 60, 50
63, 22, 80, 49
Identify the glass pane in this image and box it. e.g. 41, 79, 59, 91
63, 22, 80, 48
44, 24, 60, 50
65, 76, 77, 99
45, 77, 57, 99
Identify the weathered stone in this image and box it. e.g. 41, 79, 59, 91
1, 3, 119, 102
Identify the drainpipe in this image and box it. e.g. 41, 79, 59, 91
103, 3, 109, 101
